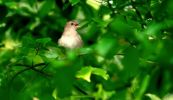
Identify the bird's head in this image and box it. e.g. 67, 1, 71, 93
65, 21, 79, 30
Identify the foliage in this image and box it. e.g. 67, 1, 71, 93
0, 0, 173, 100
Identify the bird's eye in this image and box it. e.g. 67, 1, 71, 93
71, 23, 74, 25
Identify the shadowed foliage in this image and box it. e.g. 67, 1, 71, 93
0, 0, 173, 100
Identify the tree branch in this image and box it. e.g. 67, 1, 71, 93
11, 62, 51, 82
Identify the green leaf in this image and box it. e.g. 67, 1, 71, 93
36, 37, 51, 46
76, 66, 109, 82
36, 37, 51, 42
98, 5, 112, 15
122, 47, 139, 80
76, 67, 92, 82
135, 75, 151, 100
4, 1, 17, 9
54, 67, 77, 98
167, 0, 173, 15
145, 93, 161, 100
110, 16, 132, 35
44, 47, 59, 59
38, 0, 54, 17
93, 84, 115, 100
69, 0, 80, 6
95, 34, 117, 58
92, 68, 109, 80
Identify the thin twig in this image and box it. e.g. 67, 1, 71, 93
130, 0, 146, 29
35, 43, 41, 55
11, 63, 51, 82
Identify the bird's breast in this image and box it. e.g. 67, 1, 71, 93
58, 34, 82, 49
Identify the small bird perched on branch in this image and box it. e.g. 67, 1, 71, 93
58, 21, 83, 49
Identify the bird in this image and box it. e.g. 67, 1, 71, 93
58, 21, 83, 49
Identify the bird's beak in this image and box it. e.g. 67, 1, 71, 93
74, 23, 80, 28
74, 23, 78, 26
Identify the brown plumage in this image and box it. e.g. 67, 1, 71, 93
58, 21, 83, 49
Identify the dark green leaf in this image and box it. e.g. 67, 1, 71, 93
38, 0, 54, 17
69, 0, 80, 6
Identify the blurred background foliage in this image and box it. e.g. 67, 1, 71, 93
0, 0, 173, 100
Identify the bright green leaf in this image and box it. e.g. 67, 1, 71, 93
76, 67, 92, 82
76, 66, 109, 82
92, 67, 109, 80
145, 93, 161, 100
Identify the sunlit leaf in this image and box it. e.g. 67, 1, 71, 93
76, 66, 109, 82
92, 67, 109, 80
76, 66, 92, 82
146, 93, 161, 100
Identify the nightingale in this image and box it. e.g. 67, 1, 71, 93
58, 21, 83, 49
